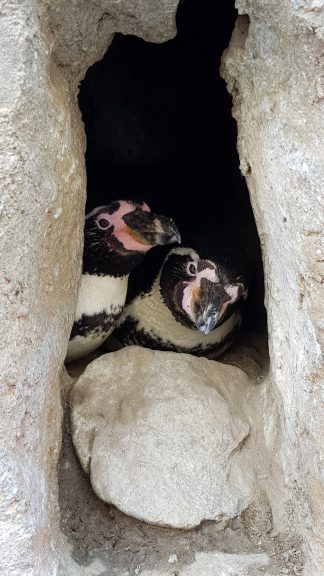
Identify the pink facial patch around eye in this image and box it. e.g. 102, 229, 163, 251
114, 229, 153, 252
108, 201, 155, 251
105, 201, 151, 231
218, 284, 243, 320
100, 202, 134, 231
141, 201, 150, 212
182, 267, 218, 321
109, 201, 136, 225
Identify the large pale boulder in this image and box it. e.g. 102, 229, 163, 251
70, 346, 254, 528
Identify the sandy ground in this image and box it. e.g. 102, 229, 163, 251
59, 333, 304, 576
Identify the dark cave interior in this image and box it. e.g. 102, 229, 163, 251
78, 0, 267, 334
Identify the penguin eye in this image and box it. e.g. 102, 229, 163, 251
97, 217, 110, 230
187, 262, 197, 277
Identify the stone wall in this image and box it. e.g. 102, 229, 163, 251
221, 3, 324, 574
0, 1, 178, 575
0, 1, 84, 574
0, 0, 322, 574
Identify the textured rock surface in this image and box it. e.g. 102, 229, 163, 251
0, 2, 179, 575
45, 0, 179, 81
1, 0, 322, 573
0, 2, 85, 574
70, 347, 254, 528
221, 4, 324, 574
61, 338, 303, 576
141, 551, 269, 576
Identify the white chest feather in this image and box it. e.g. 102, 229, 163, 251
118, 279, 240, 351
75, 273, 128, 320
66, 332, 108, 363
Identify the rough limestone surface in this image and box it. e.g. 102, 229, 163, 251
45, 0, 179, 82
0, 2, 179, 575
141, 551, 269, 576
0, 2, 85, 575
2, 0, 323, 573
221, 3, 324, 575
70, 347, 254, 528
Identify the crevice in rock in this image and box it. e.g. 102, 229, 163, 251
58, 2, 297, 574
2, 0, 320, 573
77, 0, 267, 340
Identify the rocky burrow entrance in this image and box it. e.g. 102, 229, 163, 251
2, 0, 321, 574
58, 2, 303, 575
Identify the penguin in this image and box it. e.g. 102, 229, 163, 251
113, 233, 249, 357
66, 199, 181, 363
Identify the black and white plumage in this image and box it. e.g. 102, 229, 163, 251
113, 235, 249, 357
66, 199, 180, 363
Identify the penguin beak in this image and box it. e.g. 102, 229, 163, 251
192, 280, 230, 335
195, 305, 219, 335
123, 210, 181, 247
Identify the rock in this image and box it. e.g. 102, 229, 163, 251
221, 6, 324, 573
0, 1, 181, 572
168, 554, 178, 564
3, 0, 323, 571
141, 551, 269, 576
70, 346, 253, 528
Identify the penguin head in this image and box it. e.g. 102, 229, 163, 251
83, 200, 180, 276
159, 246, 247, 334
86, 200, 180, 253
